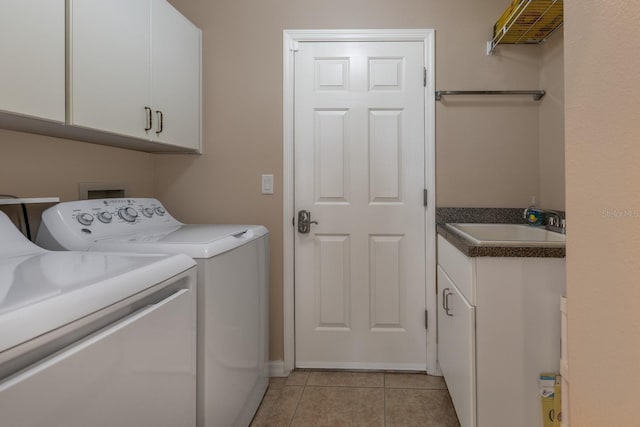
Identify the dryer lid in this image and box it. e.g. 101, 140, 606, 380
91, 224, 268, 259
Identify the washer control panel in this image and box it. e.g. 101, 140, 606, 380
42, 198, 181, 241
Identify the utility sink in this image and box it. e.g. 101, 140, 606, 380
445, 223, 566, 247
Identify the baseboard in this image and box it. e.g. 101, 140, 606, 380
269, 359, 441, 376
268, 360, 289, 377
295, 361, 427, 371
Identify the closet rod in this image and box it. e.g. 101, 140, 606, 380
435, 90, 545, 101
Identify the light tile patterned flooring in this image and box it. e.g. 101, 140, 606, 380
251, 370, 460, 426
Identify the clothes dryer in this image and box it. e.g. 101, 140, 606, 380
37, 198, 269, 427
0, 210, 197, 427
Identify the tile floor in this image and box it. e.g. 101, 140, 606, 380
250, 370, 460, 426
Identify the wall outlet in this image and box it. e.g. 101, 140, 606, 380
261, 174, 274, 195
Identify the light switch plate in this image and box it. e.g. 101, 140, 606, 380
261, 174, 274, 195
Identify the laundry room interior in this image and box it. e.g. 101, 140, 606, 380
1, 0, 639, 426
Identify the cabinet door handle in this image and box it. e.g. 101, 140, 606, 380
155, 110, 164, 135
443, 289, 453, 317
144, 107, 153, 131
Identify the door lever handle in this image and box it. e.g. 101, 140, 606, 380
297, 210, 318, 234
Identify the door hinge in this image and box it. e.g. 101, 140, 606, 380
425, 310, 429, 329
423, 189, 428, 207
423, 67, 427, 87
290, 41, 300, 52
292, 216, 295, 226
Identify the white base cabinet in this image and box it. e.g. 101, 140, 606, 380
437, 235, 565, 427
438, 266, 476, 427
0, 0, 65, 122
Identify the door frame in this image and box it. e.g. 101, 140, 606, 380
282, 29, 437, 376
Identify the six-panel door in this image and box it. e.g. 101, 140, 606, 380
294, 41, 428, 370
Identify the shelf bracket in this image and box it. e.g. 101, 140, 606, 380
435, 90, 546, 102
486, 41, 495, 56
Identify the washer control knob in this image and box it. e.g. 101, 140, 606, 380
142, 207, 154, 218
97, 212, 113, 223
154, 206, 166, 216
77, 213, 94, 226
118, 207, 138, 222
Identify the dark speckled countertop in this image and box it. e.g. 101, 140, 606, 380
436, 207, 566, 258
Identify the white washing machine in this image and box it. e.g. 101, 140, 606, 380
0, 210, 197, 427
37, 198, 269, 427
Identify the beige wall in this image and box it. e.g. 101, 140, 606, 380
539, 31, 565, 211
565, 0, 640, 424
0, 128, 155, 229
159, 0, 560, 361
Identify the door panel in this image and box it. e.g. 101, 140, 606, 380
294, 41, 426, 369
315, 110, 349, 202
315, 234, 350, 329
370, 235, 403, 329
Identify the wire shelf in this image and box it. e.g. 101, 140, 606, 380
488, 0, 563, 54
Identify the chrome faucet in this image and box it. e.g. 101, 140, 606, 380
523, 207, 566, 234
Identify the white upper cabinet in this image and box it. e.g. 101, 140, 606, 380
0, 1, 65, 122
151, 0, 201, 150
68, 0, 201, 151
69, 0, 152, 140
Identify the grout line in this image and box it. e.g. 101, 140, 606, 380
302, 384, 385, 389
383, 373, 387, 426
287, 383, 305, 427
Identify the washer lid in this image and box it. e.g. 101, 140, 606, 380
92, 224, 268, 259
0, 250, 195, 355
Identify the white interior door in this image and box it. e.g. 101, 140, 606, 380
294, 41, 427, 370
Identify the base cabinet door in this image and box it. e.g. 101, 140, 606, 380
0, 0, 65, 122
438, 266, 476, 427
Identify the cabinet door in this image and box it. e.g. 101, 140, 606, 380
151, 0, 201, 151
438, 266, 476, 427
69, 0, 151, 140
0, 0, 65, 122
